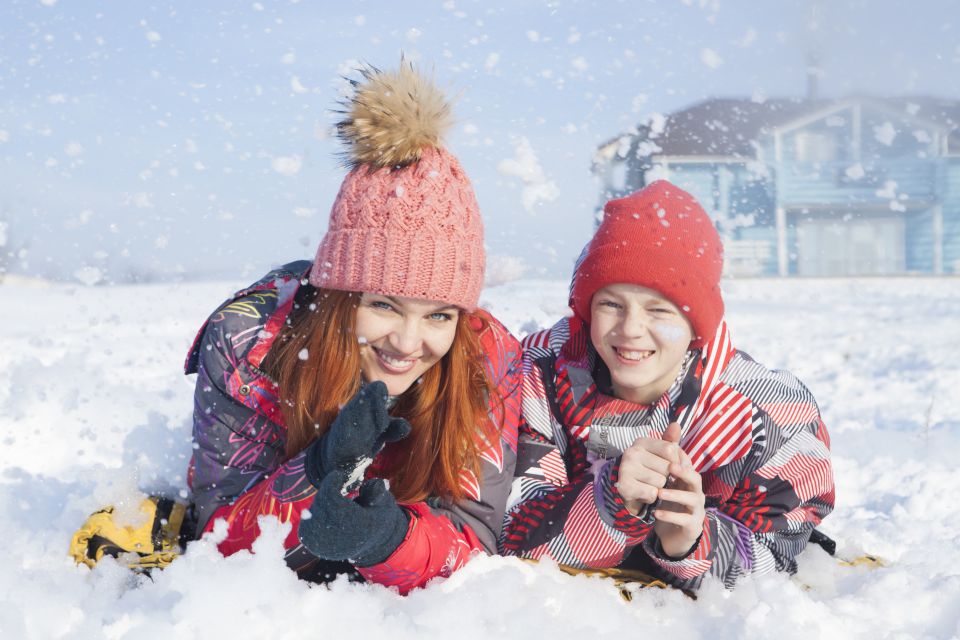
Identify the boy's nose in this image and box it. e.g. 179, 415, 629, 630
620, 311, 650, 338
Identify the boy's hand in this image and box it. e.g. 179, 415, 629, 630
653, 447, 706, 559
616, 422, 683, 514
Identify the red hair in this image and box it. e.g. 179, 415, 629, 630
263, 286, 498, 503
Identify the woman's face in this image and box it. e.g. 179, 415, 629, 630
589, 283, 692, 405
355, 293, 460, 396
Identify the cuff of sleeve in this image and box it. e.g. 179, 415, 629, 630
594, 457, 654, 540
353, 506, 411, 568
646, 532, 703, 562
642, 514, 712, 575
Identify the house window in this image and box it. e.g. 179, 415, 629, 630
794, 132, 838, 163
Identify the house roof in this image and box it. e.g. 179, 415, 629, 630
618, 96, 960, 159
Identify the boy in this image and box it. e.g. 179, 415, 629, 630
500, 181, 834, 590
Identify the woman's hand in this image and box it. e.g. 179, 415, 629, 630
305, 381, 411, 491
653, 447, 706, 559
616, 422, 684, 515
299, 470, 409, 567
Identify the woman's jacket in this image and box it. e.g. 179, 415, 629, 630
499, 314, 834, 590
185, 261, 521, 593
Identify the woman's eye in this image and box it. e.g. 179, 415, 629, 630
371, 300, 395, 312
429, 312, 453, 322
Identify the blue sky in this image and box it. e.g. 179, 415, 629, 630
1, 0, 958, 282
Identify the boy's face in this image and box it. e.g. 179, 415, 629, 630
589, 283, 693, 405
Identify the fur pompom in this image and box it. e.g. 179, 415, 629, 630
337, 61, 453, 169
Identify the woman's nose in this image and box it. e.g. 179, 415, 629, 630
388, 320, 422, 354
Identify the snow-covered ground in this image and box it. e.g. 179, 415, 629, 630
1, 275, 959, 639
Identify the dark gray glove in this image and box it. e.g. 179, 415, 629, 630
304, 381, 411, 493
299, 470, 409, 567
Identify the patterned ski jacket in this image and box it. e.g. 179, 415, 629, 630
499, 314, 834, 589
185, 261, 522, 593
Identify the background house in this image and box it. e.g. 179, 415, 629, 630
593, 95, 960, 276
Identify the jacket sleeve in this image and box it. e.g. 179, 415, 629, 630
640, 385, 835, 589
499, 350, 656, 568
357, 317, 523, 593
188, 305, 320, 560
499, 424, 659, 567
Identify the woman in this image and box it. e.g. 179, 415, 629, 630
500, 180, 834, 590
184, 63, 521, 594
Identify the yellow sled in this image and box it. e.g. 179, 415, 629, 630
68, 496, 191, 572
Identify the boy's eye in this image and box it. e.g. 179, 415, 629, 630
650, 307, 674, 315
598, 300, 622, 309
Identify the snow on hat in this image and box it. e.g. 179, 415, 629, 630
309, 61, 485, 310
569, 180, 725, 348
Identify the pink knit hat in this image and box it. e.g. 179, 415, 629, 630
309, 63, 485, 311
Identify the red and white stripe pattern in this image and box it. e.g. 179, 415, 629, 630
501, 313, 834, 590
676, 320, 735, 430
757, 400, 821, 432
684, 383, 754, 473
548, 485, 626, 568
538, 449, 567, 486
756, 451, 833, 504
647, 516, 713, 580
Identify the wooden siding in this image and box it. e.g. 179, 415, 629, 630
906, 208, 934, 272
943, 160, 960, 274
777, 158, 938, 207
656, 164, 716, 211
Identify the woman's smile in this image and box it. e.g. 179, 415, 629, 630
370, 346, 420, 374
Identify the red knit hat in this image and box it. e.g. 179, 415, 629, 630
570, 180, 724, 348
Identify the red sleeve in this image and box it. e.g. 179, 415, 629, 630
206, 475, 485, 596
357, 503, 484, 594
202, 451, 317, 557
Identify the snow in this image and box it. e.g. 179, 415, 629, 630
497, 137, 560, 213
876, 180, 898, 200
72, 266, 104, 286
845, 163, 865, 180
2, 276, 960, 638
700, 49, 724, 69
873, 122, 897, 146
271, 156, 303, 176
484, 255, 528, 287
